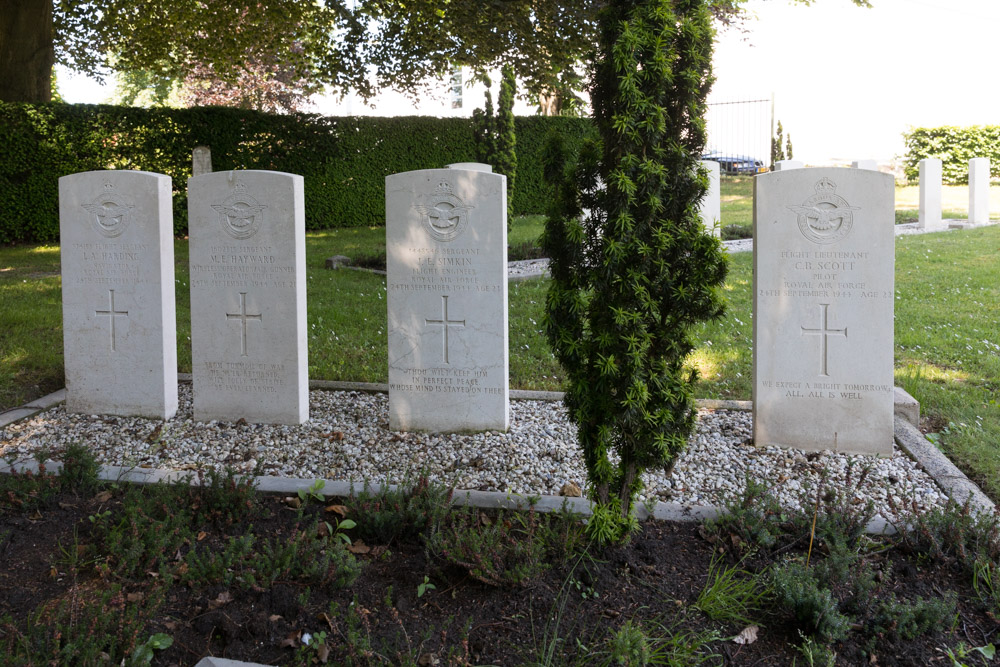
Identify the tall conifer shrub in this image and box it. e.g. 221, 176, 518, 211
541, 0, 727, 543
472, 67, 518, 223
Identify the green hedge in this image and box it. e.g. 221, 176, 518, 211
903, 125, 1000, 184
0, 102, 596, 244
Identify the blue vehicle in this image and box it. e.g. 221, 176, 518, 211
702, 154, 767, 175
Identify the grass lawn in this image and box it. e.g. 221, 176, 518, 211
3, 213, 1000, 498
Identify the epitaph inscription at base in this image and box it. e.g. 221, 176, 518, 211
188, 170, 308, 425
59, 170, 178, 418
386, 168, 509, 432
753, 168, 895, 455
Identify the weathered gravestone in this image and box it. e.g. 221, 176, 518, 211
753, 168, 895, 455
59, 170, 178, 418
969, 158, 990, 224
447, 162, 493, 172
699, 160, 721, 237
919, 158, 942, 229
851, 160, 878, 171
188, 170, 308, 424
774, 160, 803, 171
386, 168, 509, 432
193, 146, 213, 177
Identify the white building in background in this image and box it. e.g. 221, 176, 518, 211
312, 66, 538, 118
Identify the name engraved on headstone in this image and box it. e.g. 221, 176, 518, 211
753, 168, 894, 455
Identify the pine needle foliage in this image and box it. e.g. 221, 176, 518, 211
541, 0, 727, 544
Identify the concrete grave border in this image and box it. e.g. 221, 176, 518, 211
2, 383, 993, 537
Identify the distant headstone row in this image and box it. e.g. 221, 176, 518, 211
918, 157, 992, 229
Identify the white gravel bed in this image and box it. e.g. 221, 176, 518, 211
1, 386, 945, 521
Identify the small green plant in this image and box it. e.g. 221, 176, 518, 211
131, 633, 173, 666
189, 466, 260, 526
721, 223, 752, 241
426, 505, 548, 587
58, 442, 101, 494
794, 632, 837, 667
254, 520, 361, 592
181, 533, 256, 588
695, 555, 771, 627
417, 575, 436, 598
299, 479, 326, 504
872, 593, 957, 641
325, 517, 356, 545
944, 642, 996, 666
771, 562, 850, 644
348, 475, 452, 545
705, 474, 787, 552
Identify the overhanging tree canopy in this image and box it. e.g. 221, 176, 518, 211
2, 0, 872, 105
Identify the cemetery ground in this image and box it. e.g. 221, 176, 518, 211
2, 185, 1000, 664
3, 446, 1000, 666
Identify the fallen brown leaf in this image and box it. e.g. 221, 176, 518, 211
318, 611, 334, 630
58, 501, 77, 509
317, 642, 330, 663
196, 531, 208, 541
347, 540, 371, 555
269, 614, 283, 622
284, 497, 302, 509
279, 630, 300, 648
127, 592, 144, 603
163, 621, 178, 631
324, 504, 348, 517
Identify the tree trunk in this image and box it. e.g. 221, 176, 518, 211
0, 0, 54, 103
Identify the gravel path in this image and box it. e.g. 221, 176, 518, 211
1, 385, 945, 521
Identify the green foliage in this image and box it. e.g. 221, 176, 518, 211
872, 593, 957, 640
771, 120, 785, 166
347, 475, 453, 545
0, 102, 595, 244
896, 497, 1000, 571
0, 461, 61, 514
695, 556, 771, 627
771, 562, 851, 643
246, 521, 362, 593
131, 633, 173, 666
186, 466, 260, 527
541, 0, 727, 544
471, 66, 518, 223
705, 475, 787, 552
181, 533, 256, 588
88, 485, 194, 580
903, 125, 1000, 183
57, 443, 101, 495
0, 581, 167, 664
426, 506, 550, 587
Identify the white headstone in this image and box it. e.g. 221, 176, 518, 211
918, 158, 943, 229
59, 170, 178, 419
447, 162, 493, 173
774, 160, 804, 171
193, 146, 212, 177
188, 170, 308, 425
386, 168, 509, 432
851, 160, 878, 171
699, 160, 721, 237
753, 168, 895, 456
969, 157, 990, 224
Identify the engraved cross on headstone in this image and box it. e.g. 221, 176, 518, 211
95, 289, 129, 351
800, 303, 847, 377
226, 292, 262, 357
425, 295, 465, 364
